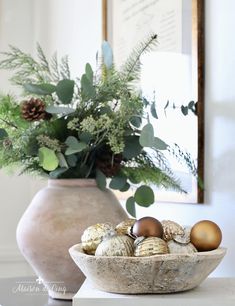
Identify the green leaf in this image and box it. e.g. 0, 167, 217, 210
153, 137, 168, 150
96, 169, 106, 190
126, 197, 136, 217
65, 136, 87, 155
49, 167, 68, 178
102, 41, 113, 69
46, 106, 75, 115
0, 128, 8, 140
123, 136, 142, 159
39, 147, 59, 171
81, 74, 96, 100
109, 175, 127, 190
188, 100, 195, 109
120, 182, 130, 192
181, 105, 188, 116
139, 123, 154, 147
56, 79, 74, 104
56, 152, 69, 168
143, 97, 150, 107
24, 83, 56, 95
66, 154, 77, 167
164, 100, 169, 110
151, 102, 158, 119
134, 185, 155, 207
85, 63, 93, 83
79, 132, 92, 144
129, 116, 142, 127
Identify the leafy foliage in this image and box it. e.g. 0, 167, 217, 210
0, 36, 198, 212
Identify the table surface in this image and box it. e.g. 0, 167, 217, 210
74, 278, 235, 306
0, 277, 72, 306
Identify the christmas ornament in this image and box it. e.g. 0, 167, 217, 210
134, 237, 168, 257
95, 145, 123, 177
81, 223, 114, 255
161, 220, 184, 241
190, 220, 222, 251
95, 234, 134, 256
115, 219, 136, 236
132, 217, 163, 238
173, 226, 192, 245
167, 240, 197, 254
21, 98, 51, 121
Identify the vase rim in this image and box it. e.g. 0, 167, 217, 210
48, 179, 97, 187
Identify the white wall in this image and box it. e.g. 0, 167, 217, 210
0, 0, 102, 277
0, 0, 235, 278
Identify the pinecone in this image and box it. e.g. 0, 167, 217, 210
96, 146, 123, 177
21, 98, 51, 121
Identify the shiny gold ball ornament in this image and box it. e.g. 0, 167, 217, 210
134, 237, 168, 257
190, 220, 222, 251
115, 219, 136, 236
95, 234, 134, 256
81, 223, 114, 255
132, 217, 163, 238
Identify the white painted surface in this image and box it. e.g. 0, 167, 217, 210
0, 0, 235, 279
73, 278, 235, 306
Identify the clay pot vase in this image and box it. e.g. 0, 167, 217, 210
16, 179, 127, 300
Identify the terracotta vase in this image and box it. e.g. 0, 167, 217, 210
16, 179, 127, 300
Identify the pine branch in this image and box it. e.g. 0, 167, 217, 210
60, 55, 71, 79
121, 34, 158, 82
50, 52, 60, 82
36, 43, 50, 73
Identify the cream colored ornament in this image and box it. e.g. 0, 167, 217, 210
173, 226, 192, 245
115, 219, 136, 235
168, 240, 197, 254
161, 220, 184, 241
95, 234, 134, 256
81, 223, 114, 255
134, 237, 169, 257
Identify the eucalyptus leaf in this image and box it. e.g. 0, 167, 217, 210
139, 123, 154, 147
153, 137, 168, 150
85, 63, 93, 83
46, 106, 75, 115
66, 154, 77, 167
39, 147, 59, 171
65, 136, 87, 155
123, 136, 142, 159
181, 105, 188, 116
24, 83, 56, 95
129, 116, 142, 127
134, 185, 154, 207
81, 74, 96, 100
102, 41, 113, 69
143, 97, 149, 107
56, 79, 74, 104
126, 197, 136, 217
120, 182, 130, 192
56, 152, 69, 168
0, 128, 8, 140
96, 169, 106, 190
79, 132, 93, 144
109, 175, 127, 190
150, 102, 158, 119
49, 167, 68, 178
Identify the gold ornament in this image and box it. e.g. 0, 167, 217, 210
167, 240, 197, 254
190, 220, 222, 251
132, 217, 163, 238
161, 220, 184, 241
134, 237, 168, 257
81, 223, 114, 255
115, 219, 136, 236
173, 226, 192, 245
95, 235, 134, 256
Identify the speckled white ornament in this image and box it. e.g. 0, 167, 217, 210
168, 240, 197, 254
81, 223, 114, 255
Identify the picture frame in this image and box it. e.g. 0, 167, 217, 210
102, 0, 204, 203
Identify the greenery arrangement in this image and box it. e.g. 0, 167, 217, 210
0, 34, 196, 216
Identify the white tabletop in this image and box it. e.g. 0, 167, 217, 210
73, 278, 235, 306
